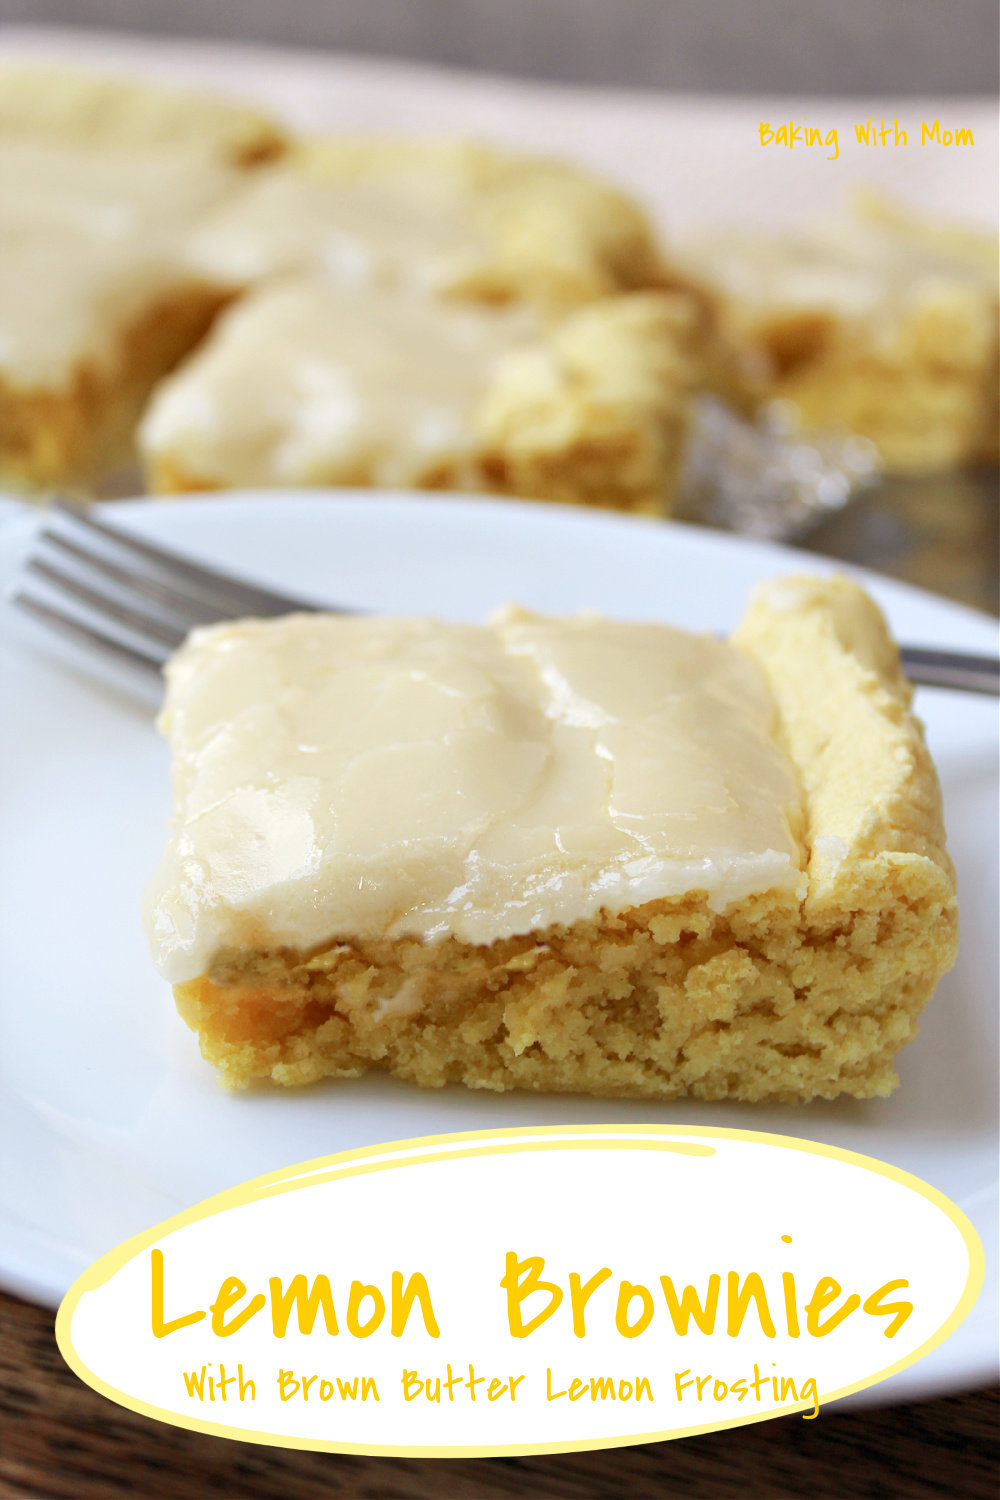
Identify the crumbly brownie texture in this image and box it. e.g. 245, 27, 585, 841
476, 291, 698, 512
679, 198, 999, 474
0, 65, 286, 164
167, 578, 957, 1103
141, 286, 698, 514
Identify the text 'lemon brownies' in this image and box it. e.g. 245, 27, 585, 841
144, 576, 957, 1103
0, 66, 285, 489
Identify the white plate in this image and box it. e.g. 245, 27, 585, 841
1, 493, 996, 1409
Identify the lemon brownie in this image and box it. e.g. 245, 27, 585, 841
677, 198, 999, 474
182, 136, 667, 309
0, 68, 285, 490
139, 278, 697, 513
144, 575, 957, 1103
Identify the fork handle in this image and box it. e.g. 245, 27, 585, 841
900, 646, 1000, 695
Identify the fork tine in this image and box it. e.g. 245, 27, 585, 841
24, 557, 188, 649
38, 527, 232, 626
11, 590, 168, 675
52, 498, 319, 617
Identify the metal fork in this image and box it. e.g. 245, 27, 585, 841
10, 497, 332, 676
9, 498, 1000, 695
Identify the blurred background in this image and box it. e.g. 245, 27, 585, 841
3, 0, 995, 611
1, 1, 998, 613
1, 0, 998, 93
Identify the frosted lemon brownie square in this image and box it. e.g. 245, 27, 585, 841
145, 575, 957, 1103
139, 277, 697, 512
141, 134, 697, 513
0, 67, 284, 489
677, 198, 998, 475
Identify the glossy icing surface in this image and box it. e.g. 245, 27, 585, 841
145, 608, 805, 982
138, 276, 536, 486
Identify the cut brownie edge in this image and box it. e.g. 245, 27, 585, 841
174, 859, 955, 1102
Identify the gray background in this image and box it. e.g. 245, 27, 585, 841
1, 0, 998, 94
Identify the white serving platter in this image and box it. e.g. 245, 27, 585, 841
0, 492, 996, 1410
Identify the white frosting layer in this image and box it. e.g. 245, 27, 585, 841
145, 609, 805, 984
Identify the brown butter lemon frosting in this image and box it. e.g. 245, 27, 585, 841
144, 608, 806, 985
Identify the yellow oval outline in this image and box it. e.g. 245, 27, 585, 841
55, 1123, 984, 1458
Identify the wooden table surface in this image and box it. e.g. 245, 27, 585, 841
3, 471, 997, 1499
1, 1293, 996, 1500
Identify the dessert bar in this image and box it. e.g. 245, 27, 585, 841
145, 575, 957, 1103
